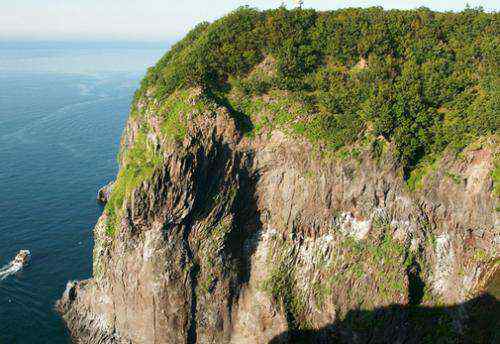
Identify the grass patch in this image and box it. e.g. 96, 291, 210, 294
159, 89, 219, 141
105, 127, 164, 236
445, 171, 462, 185
263, 262, 309, 330
493, 158, 500, 198
406, 157, 440, 191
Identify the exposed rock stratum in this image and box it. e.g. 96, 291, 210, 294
57, 87, 498, 343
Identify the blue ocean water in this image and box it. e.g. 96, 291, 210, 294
0, 42, 165, 343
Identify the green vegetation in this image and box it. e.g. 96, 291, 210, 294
107, 6, 499, 233
263, 259, 310, 330
263, 215, 421, 329
472, 248, 490, 263
406, 158, 439, 191
135, 6, 498, 176
104, 125, 164, 236
445, 171, 462, 185
493, 157, 500, 198
104, 90, 222, 236
158, 89, 220, 141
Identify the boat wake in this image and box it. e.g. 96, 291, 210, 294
0, 264, 23, 281
0, 250, 31, 281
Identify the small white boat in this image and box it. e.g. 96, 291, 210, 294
12, 250, 31, 267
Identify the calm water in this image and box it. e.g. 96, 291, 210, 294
0, 42, 165, 343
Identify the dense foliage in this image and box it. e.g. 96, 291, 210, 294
135, 6, 498, 174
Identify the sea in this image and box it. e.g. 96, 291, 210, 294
0, 41, 166, 343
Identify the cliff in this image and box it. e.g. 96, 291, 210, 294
57, 7, 499, 344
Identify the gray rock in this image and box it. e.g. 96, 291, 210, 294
473, 228, 485, 238
97, 181, 114, 204
494, 235, 500, 245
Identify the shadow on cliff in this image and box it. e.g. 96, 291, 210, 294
176, 122, 264, 342
268, 293, 499, 343
228, 151, 263, 285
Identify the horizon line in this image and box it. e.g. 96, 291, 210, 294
1, 4, 497, 43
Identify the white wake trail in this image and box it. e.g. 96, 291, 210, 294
0, 263, 23, 281
0, 250, 31, 281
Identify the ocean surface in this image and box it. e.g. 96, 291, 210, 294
0, 42, 166, 343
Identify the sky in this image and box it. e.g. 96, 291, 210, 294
0, 0, 498, 42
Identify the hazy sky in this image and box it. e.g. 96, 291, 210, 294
1, 1, 498, 41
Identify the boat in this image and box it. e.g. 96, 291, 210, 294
12, 250, 31, 267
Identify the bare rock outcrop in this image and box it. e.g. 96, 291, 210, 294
97, 182, 114, 204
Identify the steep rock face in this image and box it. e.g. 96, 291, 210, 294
57, 91, 498, 343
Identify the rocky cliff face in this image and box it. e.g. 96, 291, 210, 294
57, 87, 498, 343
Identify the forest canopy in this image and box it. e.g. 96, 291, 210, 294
135, 6, 499, 175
